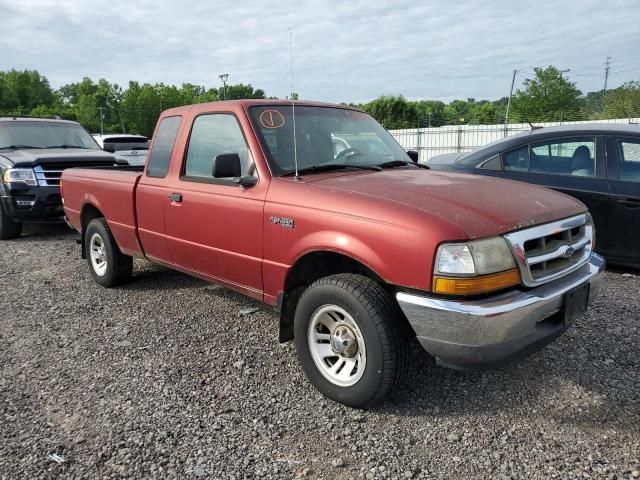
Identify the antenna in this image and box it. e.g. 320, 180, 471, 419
289, 27, 299, 178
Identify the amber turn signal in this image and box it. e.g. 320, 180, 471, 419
433, 269, 520, 295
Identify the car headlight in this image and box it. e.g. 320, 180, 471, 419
433, 237, 519, 295
3, 168, 37, 186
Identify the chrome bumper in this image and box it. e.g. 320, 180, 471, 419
396, 254, 605, 369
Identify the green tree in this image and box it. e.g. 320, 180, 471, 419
360, 95, 418, 129
0, 69, 54, 112
602, 81, 640, 119
511, 66, 584, 122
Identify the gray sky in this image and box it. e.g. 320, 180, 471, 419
1, 0, 638, 103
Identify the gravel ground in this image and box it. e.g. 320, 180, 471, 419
1, 224, 639, 480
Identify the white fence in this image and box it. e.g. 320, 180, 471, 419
389, 118, 640, 163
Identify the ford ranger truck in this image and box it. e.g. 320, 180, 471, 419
61, 100, 605, 407
0, 116, 118, 239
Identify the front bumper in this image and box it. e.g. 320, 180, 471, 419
1, 185, 64, 222
396, 254, 605, 370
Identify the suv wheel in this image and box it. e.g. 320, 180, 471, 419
0, 204, 23, 240
294, 274, 409, 408
85, 218, 133, 287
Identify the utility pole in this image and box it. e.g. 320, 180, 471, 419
504, 69, 517, 133
97, 107, 104, 135
219, 73, 229, 100
560, 69, 570, 79
603, 56, 611, 96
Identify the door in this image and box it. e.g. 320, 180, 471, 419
501, 136, 610, 251
163, 113, 266, 298
136, 115, 183, 264
605, 136, 640, 266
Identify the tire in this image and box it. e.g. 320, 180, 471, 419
0, 204, 23, 240
84, 218, 133, 287
294, 274, 409, 408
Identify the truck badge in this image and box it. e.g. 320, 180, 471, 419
270, 216, 294, 229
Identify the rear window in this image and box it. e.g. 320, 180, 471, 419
146, 117, 181, 178
619, 140, 640, 182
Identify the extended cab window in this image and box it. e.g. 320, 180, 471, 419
530, 138, 596, 177
618, 140, 640, 182
183, 114, 252, 180
147, 116, 181, 178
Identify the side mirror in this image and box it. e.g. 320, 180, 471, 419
213, 153, 242, 178
407, 150, 419, 163
102, 143, 116, 153
233, 176, 258, 188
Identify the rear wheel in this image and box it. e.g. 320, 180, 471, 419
294, 274, 409, 408
85, 218, 133, 287
0, 205, 23, 240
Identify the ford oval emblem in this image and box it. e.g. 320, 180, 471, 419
562, 246, 575, 258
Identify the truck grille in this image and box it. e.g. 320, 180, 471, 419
503, 213, 593, 287
34, 162, 115, 187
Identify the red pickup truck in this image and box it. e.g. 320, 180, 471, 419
62, 100, 605, 407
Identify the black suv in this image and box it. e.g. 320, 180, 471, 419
0, 117, 118, 239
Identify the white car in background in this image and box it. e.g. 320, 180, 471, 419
92, 134, 150, 166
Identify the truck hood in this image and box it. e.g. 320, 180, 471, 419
305, 169, 586, 239
0, 148, 116, 167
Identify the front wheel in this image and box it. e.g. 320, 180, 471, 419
294, 274, 409, 408
0, 204, 23, 240
85, 218, 133, 287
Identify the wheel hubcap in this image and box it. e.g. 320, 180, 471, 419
308, 305, 366, 387
89, 233, 107, 276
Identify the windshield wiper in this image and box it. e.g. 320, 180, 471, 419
379, 159, 430, 170
0, 144, 44, 150
282, 163, 382, 176
46, 144, 91, 149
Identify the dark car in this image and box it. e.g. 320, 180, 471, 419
428, 124, 640, 268
0, 116, 118, 239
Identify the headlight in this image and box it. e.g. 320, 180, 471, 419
433, 237, 519, 295
3, 168, 37, 186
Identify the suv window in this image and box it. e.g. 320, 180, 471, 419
147, 116, 181, 178
183, 114, 252, 180
530, 138, 595, 177
618, 140, 640, 182
503, 146, 529, 171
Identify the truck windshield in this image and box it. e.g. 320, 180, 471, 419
249, 106, 411, 176
0, 122, 99, 150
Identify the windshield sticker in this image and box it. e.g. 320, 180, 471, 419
259, 110, 286, 129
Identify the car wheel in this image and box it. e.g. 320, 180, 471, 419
0, 204, 23, 240
85, 218, 133, 287
294, 274, 409, 408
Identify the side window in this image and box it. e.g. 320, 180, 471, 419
530, 138, 595, 177
503, 146, 529, 172
146, 116, 181, 178
183, 114, 252, 180
618, 140, 640, 182
479, 155, 501, 170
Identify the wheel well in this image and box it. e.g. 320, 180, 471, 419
80, 204, 105, 258
278, 251, 386, 342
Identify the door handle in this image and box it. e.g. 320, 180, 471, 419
621, 198, 640, 208
168, 193, 182, 203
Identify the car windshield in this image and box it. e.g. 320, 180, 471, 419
0, 122, 99, 150
249, 105, 411, 176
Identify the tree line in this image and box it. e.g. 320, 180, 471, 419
0, 66, 638, 137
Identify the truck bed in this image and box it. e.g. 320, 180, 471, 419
62, 167, 144, 257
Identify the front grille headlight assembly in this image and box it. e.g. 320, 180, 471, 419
3, 168, 37, 186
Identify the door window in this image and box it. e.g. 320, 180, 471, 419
618, 140, 640, 182
183, 114, 252, 180
530, 138, 595, 177
147, 116, 181, 178
503, 146, 529, 171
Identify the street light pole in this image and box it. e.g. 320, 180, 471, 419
218, 73, 229, 100
504, 69, 517, 132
